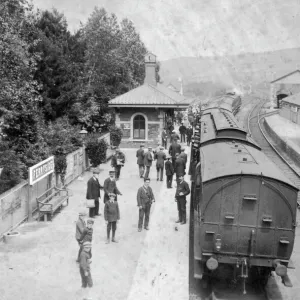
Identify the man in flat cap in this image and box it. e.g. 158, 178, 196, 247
86, 168, 103, 218
78, 218, 94, 261
136, 144, 145, 178
165, 155, 174, 188
75, 210, 87, 263
79, 241, 93, 289
111, 147, 126, 180
103, 170, 122, 203
144, 146, 154, 179
154, 146, 166, 181
175, 174, 190, 224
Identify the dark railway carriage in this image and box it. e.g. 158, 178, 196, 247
200, 107, 260, 148
190, 94, 298, 293
192, 138, 298, 292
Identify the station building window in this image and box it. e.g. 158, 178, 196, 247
133, 115, 145, 139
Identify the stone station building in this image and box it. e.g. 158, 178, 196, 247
280, 93, 300, 125
108, 53, 191, 148
270, 69, 300, 108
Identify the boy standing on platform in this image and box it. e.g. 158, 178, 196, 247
79, 241, 93, 289
165, 155, 174, 188
75, 210, 87, 263
104, 193, 120, 244
78, 219, 94, 260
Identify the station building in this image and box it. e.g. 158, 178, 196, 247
279, 93, 300, 125
108, 53, 191, 148
270, 69, 300, 108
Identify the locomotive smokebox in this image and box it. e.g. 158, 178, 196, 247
206, 257, 218, 271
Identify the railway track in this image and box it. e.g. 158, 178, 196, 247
248, 100, 300, 208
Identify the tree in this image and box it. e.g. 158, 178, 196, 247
33, 9, 85, 120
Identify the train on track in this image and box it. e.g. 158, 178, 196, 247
189, 93, 298, 294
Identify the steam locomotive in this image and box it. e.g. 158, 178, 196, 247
189, 94, 298, 293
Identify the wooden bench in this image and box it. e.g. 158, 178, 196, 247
36, 186, 69, 221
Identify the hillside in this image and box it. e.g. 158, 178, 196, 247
160, 47, 300, 97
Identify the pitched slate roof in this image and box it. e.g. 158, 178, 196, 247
108, 83, 192, 107
281, 93, 300, 106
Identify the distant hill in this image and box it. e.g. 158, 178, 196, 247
160, 47, 300, 98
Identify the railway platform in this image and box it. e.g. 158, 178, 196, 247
264, 113, 300, 172
0, 147, 190, 300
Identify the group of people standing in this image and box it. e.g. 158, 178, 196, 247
75, 126, 191, 297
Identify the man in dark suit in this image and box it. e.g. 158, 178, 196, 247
136, 144, 145, 178
179, 147, 187, 169
161, 128, 168, 149
165, 155, 174, 188
103, 170, 122, 203
111, 147, 125, 180
144, 147, 154, 179
175, 153, 186, 183
154, 146, 166, 181
86, 168, 103, 218
169, 139, 181, 169
137, 178, 155, 231
179, 122, 187, 143
175, 174, 190, 224
186, 125, 193, 146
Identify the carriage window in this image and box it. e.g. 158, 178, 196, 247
133, 115, 145, 139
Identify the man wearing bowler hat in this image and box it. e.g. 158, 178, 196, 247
103, 170, 122, 203
86, 168, 103, 218
175, 174, 190, 224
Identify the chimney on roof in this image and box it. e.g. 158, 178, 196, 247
144, 52, 157, 86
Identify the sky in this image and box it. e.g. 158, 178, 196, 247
30, 0, 300, 61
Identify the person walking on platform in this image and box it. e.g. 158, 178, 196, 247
111, 147, 125, 180
104, 193, 120, 244
175, 153, 186, 182
186, 125, 193, 146
175, 174, 190, 225
137, 178, 155, 231
103, 170, 122, 203
86, 169, 103, 218
75, 210, 87, 263
169, 139, 181, 169
165, 155, 174, 188
179, 147, 187, 168
170, 130, 180, 143
155, 146, 166, 181
144, 146, 154, 179
179, 122, 187, 143
161, 128, 168, 149
136, 144, 145, 178
79, 241, 93, 289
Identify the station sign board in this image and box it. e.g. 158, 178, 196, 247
28, 156, 55, 185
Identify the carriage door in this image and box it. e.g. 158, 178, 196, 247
237, 177, 260, 255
